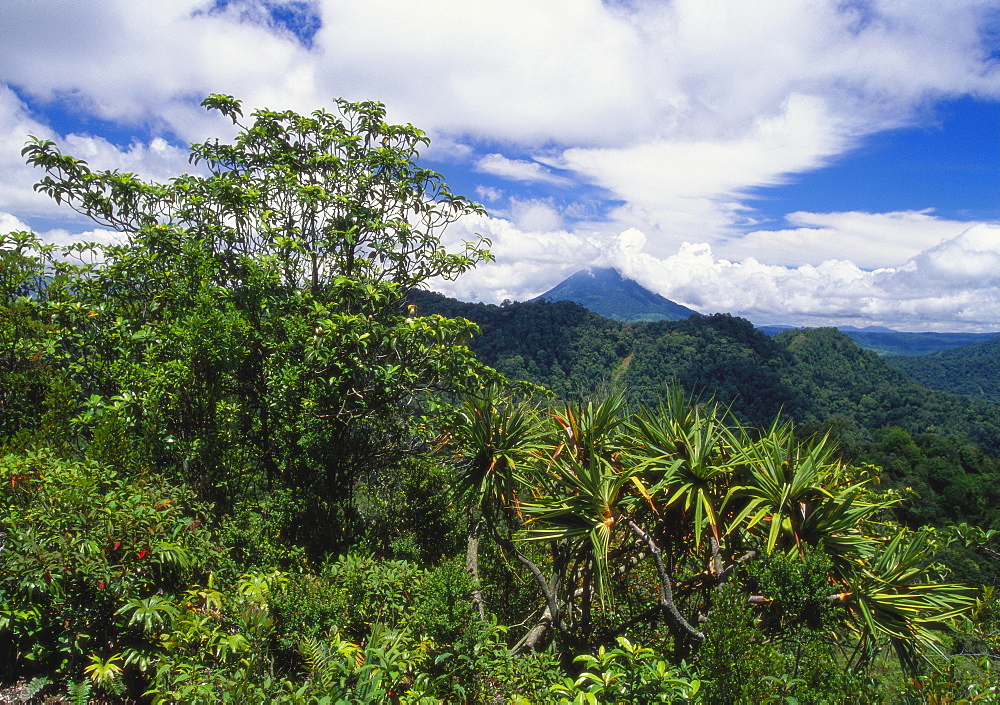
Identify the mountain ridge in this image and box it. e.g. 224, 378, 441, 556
533, 267, 697, 322
409, 289, 1000, 455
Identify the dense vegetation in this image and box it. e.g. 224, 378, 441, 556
414, 292, 1000, 455
889, 336, 1000, 404
2, 96, 999, 703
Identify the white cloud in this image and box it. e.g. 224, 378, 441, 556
558, 93, 855, 250
613, 222, 1000, 331
474, 185, 504, 202
506, 199, 565, 232
4, 1, 994, 148
0, 212, 30, 234
722, 210, 972, 268
435, 212, 599, 302
434, 217, 1000, 332
0, 208, 119, 251
33, 226, 122, 249
476, 154, 572, 186
893, 223, 1000, 289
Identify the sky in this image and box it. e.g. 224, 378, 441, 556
0, 0, 998, 331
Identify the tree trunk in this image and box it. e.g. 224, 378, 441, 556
465, 513, 487, 619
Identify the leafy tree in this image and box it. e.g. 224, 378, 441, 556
10, 96, 493, 556
25, 95, 487, 292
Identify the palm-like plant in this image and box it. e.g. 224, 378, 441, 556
627, 387, 737, 552
843, 529, 976, 672
519, 448, 655, 604
519, 388, 721, 643
546, 388, 628, 464
449, 383, 546, 619
518, 425, 703, 641
730, 426, 857, 556
449, 384, 975, 670
452, 382, 545, 518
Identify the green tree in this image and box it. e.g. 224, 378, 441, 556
11, 96, 492, 557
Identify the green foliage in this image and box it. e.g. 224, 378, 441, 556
0, 231, 55, 445
409, 557, 483, 647
293, 625, 434, 703
143, 573, 289, 703
860, 427, 1000, 530
270, 554, 424, 652
748, 551, 837, 637
461, 631, 565, 703
0, 449, 220, 685
551, 637, 703, 703
355, 457, 464, 564
444, 383, 976, 682
695, 582, 782, 703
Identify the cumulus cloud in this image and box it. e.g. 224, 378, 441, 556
3, 1, 995, 148
434, 217, 1000, 332
0, 212, 30, 234
618, 222, 1000, 331
722, 210, 974, 268
0, 86, 61, 220
0, 208, 119, 255
32, 226, 122, 250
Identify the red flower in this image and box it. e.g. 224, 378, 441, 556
138, 549, 148, 559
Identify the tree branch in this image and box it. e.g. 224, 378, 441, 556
625, 516, 704, 641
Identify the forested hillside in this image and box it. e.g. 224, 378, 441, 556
413, 290, 1000, 454
890, 336, 1000, 403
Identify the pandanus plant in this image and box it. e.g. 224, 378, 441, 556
449, 382, 547, 619
450, 383, 975, 673
518, 389, 714, 645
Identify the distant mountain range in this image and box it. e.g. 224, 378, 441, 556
534, 268, 697, 322
759, 326, 1000, 356
535, 268, 999, 356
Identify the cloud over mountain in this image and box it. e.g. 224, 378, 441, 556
435, 217, 1000, 332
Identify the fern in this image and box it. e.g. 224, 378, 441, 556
22, 676, 52, 700
300, 635, 340, 693
67, 679, 92, 705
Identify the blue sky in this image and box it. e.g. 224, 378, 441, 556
0, 0, 998, 331
746, 97, 999, 222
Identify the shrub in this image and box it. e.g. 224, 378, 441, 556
695, 582, 782, 704
0, 449, 221, 689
